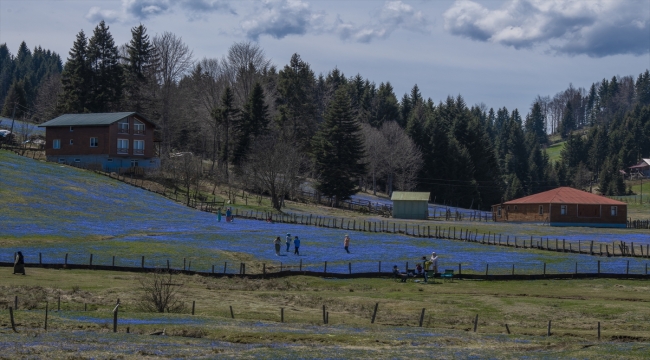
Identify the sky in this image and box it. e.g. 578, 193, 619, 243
1, 0, 649, 114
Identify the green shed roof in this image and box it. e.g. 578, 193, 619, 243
39, 112, 152, 127
391, 191, 430, 201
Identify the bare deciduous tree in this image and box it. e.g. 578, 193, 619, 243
242, 134, 306, 210
165, 152, 202, 206
361, 123, 387, 195
153, 32, 194, 156
32, 74, 62, 123
224, 42, 272, 106
138, 270, 186, 313
380, 121, 423, 194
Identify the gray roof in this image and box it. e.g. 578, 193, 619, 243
391, 191, 430, 201
39, 112, 148, 127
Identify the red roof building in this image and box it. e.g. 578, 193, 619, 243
491, 187, 627, 228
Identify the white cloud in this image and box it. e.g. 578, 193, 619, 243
85, 6, 123, 23
443, 0, 650, 57
336, 1, 430, 43
85, 0, 234, 23
240, 0, 323, 41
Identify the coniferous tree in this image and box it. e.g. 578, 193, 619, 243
312, 87, 366, 206
58, 30, 90, 113
124, 24, 153, 114
233, 82, 268, 166
212, 86, 238, 177
1, 80, 27, 118
525, 102, 548, 145
276, 53, 316, 147
370, 82, 399, 128
87, 21, 122, 112
559, 101, 575, 138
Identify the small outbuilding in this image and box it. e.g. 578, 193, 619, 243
491, 187, 627, 228
391, 191, 430, 220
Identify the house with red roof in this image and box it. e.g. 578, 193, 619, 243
491, 187, 627, 228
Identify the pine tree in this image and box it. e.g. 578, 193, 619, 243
212, 86, 239, 176
525, 102, 548, 145
1, 80, 26, 118
58, 30, 90, 113
312, 87, 367, 206
87, 21, 122, 112
276, 53, 316, 147
233, 82, 268, 166
124, 24, 153, 114
559, 101, 575, 138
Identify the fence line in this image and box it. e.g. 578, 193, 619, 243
2, 258, 650, 280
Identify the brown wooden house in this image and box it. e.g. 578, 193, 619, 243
39, 112, 159, 171
491, 187, 627, 228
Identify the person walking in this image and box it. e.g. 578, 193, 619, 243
293, 236, 300, 255
217, 208, 222, 222
286, 233, 292, 252
430, 251, 439, 274
344, 234, 351, 253
226, 207, 232, 222
422, 256, 431, 282
13, 251, 25, 275
274, 237, 282, 256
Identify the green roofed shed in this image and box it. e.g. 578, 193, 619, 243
391, 191, 430, 219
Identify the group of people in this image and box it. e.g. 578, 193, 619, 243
272, 234, 353, 256
217, 207, 234, 222
274, 233, 301, 255
393, 251, 438, 283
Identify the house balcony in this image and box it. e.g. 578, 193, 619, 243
117, 147, 129, 154
134, 129, 145, 135
134, 148, 144, 155
118, 128, 129, 134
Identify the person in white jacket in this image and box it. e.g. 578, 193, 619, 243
430, 252, 439, 274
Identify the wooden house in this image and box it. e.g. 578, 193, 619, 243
39, 112, 159, 171
491, 187, 627, 228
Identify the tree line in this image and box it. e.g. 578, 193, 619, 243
1, 20, 649, 209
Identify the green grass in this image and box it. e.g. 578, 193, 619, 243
545, 141, 566, 163
2, 269, 650, 358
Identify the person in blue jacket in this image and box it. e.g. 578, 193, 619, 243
293, 236, 300, 255
285, 233, 292, 252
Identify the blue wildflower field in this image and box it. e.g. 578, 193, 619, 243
1, 150, 648, 275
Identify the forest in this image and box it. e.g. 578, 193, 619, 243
1, 21, 649, 210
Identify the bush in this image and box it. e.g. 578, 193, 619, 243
138, 270, 186, 313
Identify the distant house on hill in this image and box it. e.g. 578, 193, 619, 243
629, 159, 650, 178
39, 112, 159, 171
491, 187, 627, 228
391, 191, 430, 219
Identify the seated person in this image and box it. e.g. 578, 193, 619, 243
392, 265, 408, 282
416, 263, 423, 275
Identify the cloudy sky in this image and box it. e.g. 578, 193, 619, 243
1, 0, 649, 114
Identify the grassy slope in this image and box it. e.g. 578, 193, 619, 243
545, 141, 566, 163
2, 269, 650, 358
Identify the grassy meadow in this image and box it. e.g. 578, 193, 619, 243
2, 269, 650, 358
2, 149, 650, 358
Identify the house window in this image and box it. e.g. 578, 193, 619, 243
133, 140, 144, 155
118, 120, 129, 134
507, 205, 510, 210
70, 126, 74, 132
74, 158, 81, 163
53, 139, 61, 149
90, 137, 98, 147
514, 206, 518, 211
69, 139, 74, 145
560, 205, 567, 215
538, 206, 544, 215
134, 120, 145, 135
497, 207, 502, 217
107, 158, 113, 162
58, 158, 65, 163
611, 206, 618, 216
117, 139, 129, 154
131, 159, 139, 167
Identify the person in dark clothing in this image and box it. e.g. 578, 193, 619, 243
13, 251, 25, 275
293, 236, 300, 255
393, 265, 407, 282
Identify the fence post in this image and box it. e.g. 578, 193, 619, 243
113, 299, 120, 333
300, 259, 302, 271
473, 314, 479, 332
547, 320, 551, 336
39, 252, 42, 265
65, 253, 68, 266
44, 302, 48, 330
419, 308, 426, 327
281, 307, 284, 323
230, 305, 234, 319
141, 256, 145, 268
224, 262, 227, 274
324, 261, 327, 274
9, 307, 17, 333
627, 260, 629, 275
379, 261, 381, 273
322, 305, 327, 324
58, 296, 60, 312
485, 263, 489, 276
112, 256, 115, 267
192, 301, 195, 315
543, 262, 546, 276
598, 321, 601, 340
371, 303, 379, 324
459, 263, 462, 275
598, 260, 600, 274
90, 254, 93, 266
348, 262, 352, 275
